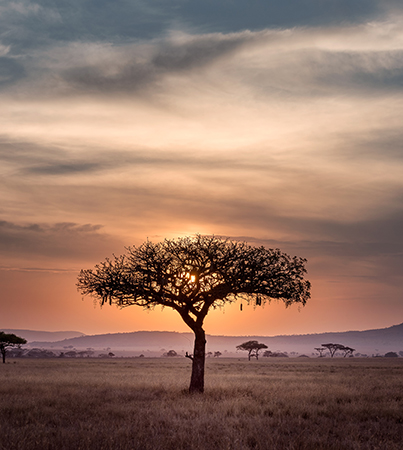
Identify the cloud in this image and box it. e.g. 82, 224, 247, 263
0, 134, 270, 179
0, 221, 124, 264
0, 137, 105, 176
0, 56, 25, 86
3, 12, 403, 103
7, 30, 258, 96
0, 2, 402, 290
1, 124, 402, 243
0, 44, 10, 56
232, 208, 403, 284
2, 1, 401, 56
329, 127, 403, 162
24, 162, 100, 176
175, 0, 400, 31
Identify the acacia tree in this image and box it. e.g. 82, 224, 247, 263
314, 347, 326, 357
77, 235, 310, 393
341, 346, 355, 358
322, 343, 339, 357
322, 343, 354, 358
0, 332, 27, 363
237, 341, 268, 360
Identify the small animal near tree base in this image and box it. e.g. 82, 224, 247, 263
77, 235, 311, 393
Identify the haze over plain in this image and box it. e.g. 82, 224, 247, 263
1, 0, 403, 336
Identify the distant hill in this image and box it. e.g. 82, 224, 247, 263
29, 331, 195, 353
1, 329, 85, 343
25, 323, 403, 357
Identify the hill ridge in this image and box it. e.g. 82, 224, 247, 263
9, 322, 402, 356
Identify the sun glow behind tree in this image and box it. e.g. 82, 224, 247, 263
77, 235, 310, 392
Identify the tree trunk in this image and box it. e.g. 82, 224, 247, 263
1, 350, 5, 364
189, 328, 206, 394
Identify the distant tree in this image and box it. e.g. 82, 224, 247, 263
263, 350, 288, 357
0, 332, 27, 363
6, 347, 27, 358
26, 348, 56, 358
322, 343, 347, 358
206, 352, 213, 358
78, 350, 94, 358
322, 343, 337, 357
321, 343, 355, 358
64, 351, 77, 358
98, 353, 115, 358
77, 235, 310, 393
165, 350, 178, 357
314, 347, 326, 357
340, 346, 355, 358
237, 341, 268, 360
384, 352, 398, 358
214, 351, 222, 358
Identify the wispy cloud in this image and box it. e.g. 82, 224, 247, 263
2, 11, 403, 98
0, 221, 123, 263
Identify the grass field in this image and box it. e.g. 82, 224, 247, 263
1, 357, 402, 450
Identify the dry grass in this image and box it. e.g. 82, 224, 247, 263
1, 357, 403, 449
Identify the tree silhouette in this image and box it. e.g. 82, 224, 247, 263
322, 343, 354, 358
314, 347, 326, 357
340, 346, 355, 358
322, 343, 338, 357
237, 340, 268, 360
77, 235, 310, 393
263, 350, 288, 357
0, 332, 27, 363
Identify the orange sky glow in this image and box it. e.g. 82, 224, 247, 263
1, 1, 403, 336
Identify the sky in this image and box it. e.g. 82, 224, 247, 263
1, 0, 403, 337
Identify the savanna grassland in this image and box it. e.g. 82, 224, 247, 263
1, 357, 402, 450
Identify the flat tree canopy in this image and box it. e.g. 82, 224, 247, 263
0, 332, 27, 363
322, 343, 355, 358
237, 340, 268, 360
77, 235, 311, 393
